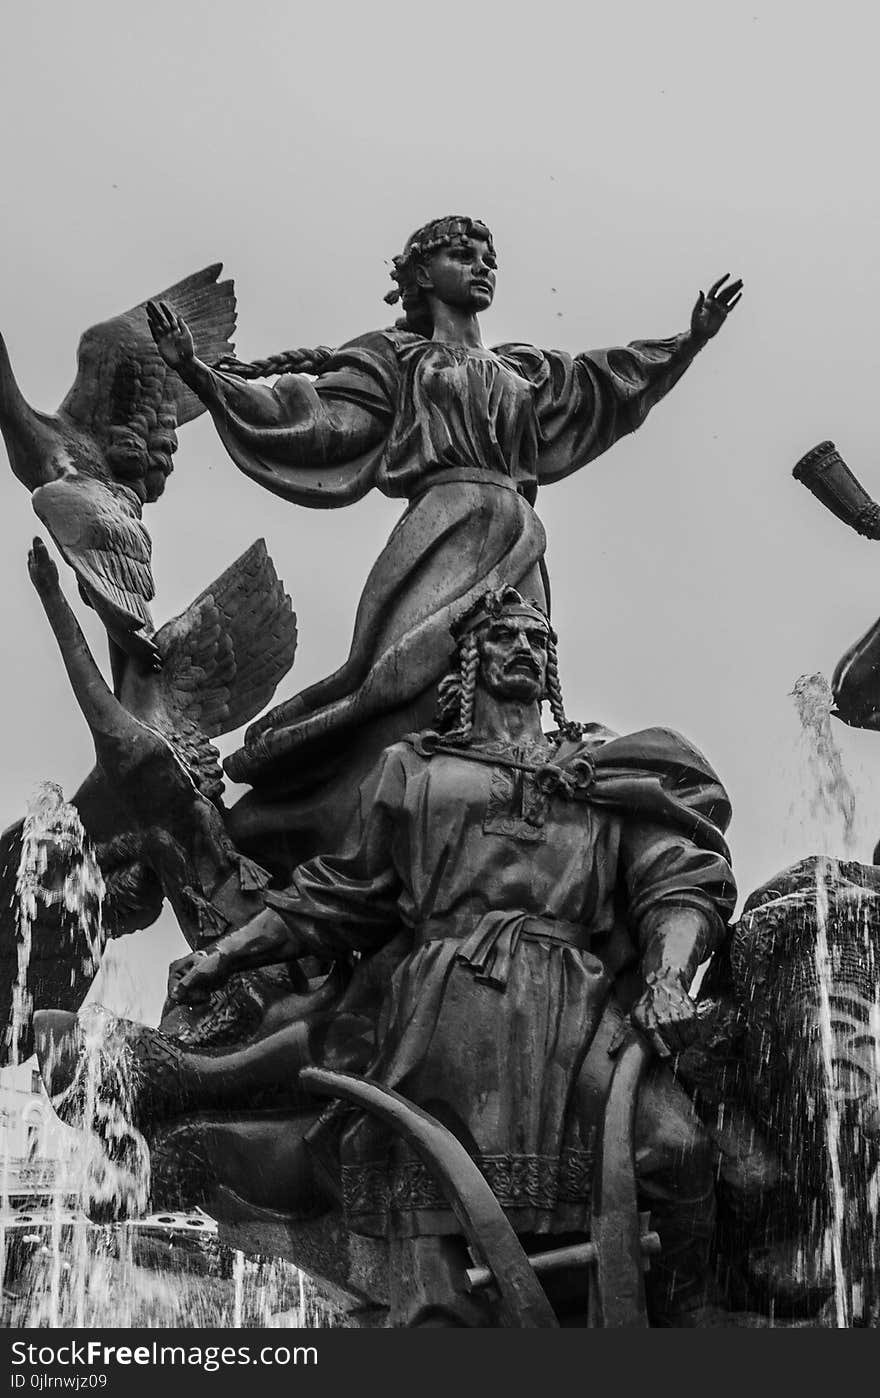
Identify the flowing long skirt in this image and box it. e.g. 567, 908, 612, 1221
225, 480, 547, 864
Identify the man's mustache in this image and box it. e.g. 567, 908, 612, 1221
503, 656, 542, 678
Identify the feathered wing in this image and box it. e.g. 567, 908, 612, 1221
57, 264, 236, 503
32, 475, 154, 637
119, 539, 297, 801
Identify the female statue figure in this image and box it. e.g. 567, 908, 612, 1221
147, 217, 741, 864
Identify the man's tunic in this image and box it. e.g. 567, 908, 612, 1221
267, 724, 736, 1237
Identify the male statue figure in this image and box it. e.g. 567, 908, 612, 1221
171, 586, 736, 1326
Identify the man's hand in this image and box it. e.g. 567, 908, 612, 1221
630, 972, 700, 1059
146, 299, 196, 372
610, 971, 700, 1059
690, 273, 743, 342
166, 908, 303, 1008
167, 947, 228, 1005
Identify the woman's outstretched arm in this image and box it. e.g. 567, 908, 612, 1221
529, 274, 742, 485
147, 301, 393, 505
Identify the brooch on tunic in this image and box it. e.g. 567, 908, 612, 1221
404, 730, 596, 831
521, 755, 596, 828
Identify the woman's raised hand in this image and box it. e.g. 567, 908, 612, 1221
690, 273, 743, 342
147, 299, 196, 371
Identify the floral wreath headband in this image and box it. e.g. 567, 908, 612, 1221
384, 216, 496, 307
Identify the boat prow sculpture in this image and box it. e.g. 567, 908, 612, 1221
27, 573, 880, 1326
31, 853, 880, 1325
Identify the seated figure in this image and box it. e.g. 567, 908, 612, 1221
168, 585, 737, 1325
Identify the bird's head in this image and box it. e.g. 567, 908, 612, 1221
105, 416, 177, 503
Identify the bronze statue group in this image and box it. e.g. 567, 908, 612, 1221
6, 217, 878, 1327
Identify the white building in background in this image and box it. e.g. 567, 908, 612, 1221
0, 1059, 78, 1205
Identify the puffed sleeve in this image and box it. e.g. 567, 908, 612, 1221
619, 818, 736, 959
187, 332, 399, 508
495, 332, 704, 486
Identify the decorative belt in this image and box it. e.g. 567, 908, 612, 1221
417, 911, 591, 990
408, 466, 523, 502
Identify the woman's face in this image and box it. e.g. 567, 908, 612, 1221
416, 235, 497, 313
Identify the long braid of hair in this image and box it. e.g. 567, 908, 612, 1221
434, 673, 462, 734
458, 634, 479, 741
439, 633, 480, 746
213, 346, 335, 379
545, 637, 583, 741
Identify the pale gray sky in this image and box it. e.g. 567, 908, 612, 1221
2, 0, 880, 1022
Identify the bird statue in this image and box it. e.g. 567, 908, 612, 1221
24, 533, 298, 948
0, 534, 300, 1062
0, 265, 237, 678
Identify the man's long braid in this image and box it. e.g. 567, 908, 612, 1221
434, 674, 461, 734
435, 629, 582, 746
545, 637, 583, 741
214, 346, 335, 379
438, 633, 480, 746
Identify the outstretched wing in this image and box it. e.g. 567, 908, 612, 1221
32, 475, 154, 636
58, 265, 236, 503
119, 540, 297, 799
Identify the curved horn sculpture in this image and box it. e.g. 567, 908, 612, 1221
793, 440, 880, 540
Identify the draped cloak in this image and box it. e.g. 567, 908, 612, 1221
265, 723, 736, 1238
193, 328, 708, 863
